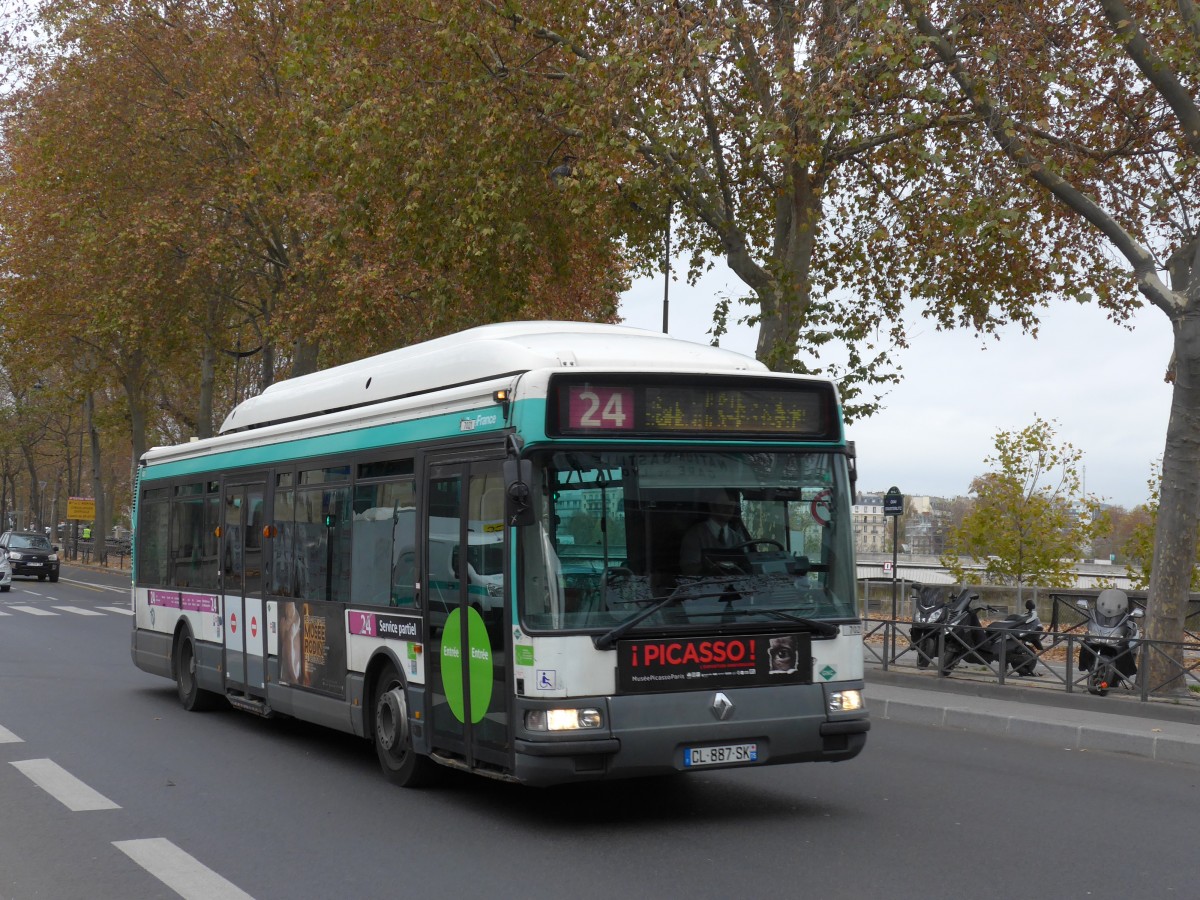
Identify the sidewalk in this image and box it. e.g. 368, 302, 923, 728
865, 665, 1200, 767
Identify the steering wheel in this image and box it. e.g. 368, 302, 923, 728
732, 539, 784, 552
603, 566, 635, 586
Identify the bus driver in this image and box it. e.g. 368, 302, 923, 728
679, 491, 752, 575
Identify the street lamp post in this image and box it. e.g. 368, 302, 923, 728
883, 487, 905, 667
662, 202, 672, 334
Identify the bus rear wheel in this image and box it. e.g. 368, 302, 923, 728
373, 668, 435, 788
176, 636, 222, 711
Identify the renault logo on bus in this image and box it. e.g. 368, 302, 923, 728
711, 692, 734, 721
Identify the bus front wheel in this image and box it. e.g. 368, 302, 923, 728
373, 668, 435, 788
175, 636, 222, 711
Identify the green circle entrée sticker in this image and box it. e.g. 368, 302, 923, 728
440, 607, 494, 724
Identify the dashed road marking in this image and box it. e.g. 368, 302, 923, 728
61, 577, 129, 594
114, 838, 255, 900
0, 723, 23, 743
54, 606, 105, 616
0, 602, 130, 617
10, 759, 121, 811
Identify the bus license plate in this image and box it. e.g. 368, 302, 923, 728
683, 743, 758, 768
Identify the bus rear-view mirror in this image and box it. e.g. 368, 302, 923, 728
503, 458, 534, 527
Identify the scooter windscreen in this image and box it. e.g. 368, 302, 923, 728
1093, 588, 1131, 628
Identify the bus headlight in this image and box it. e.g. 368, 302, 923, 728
828, 690, 863, 712
525, 708, 604, 731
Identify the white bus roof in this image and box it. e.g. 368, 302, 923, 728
220, 321, 767, 433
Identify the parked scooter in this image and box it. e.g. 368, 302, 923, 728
909, 584, 951, 668
939, 588, 1043, 677
1076, 588, 1142, 696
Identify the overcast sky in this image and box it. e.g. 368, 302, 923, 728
619, 263, 1173, 510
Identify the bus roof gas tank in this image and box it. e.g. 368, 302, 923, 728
220, 322, 766, 434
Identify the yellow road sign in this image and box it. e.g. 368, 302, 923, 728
67, 497, 96, 521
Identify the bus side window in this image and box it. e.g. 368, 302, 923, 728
272, 488, 296, 597
293, 486, 351, 603
139, 488, 170, 585
352, 478, 417, 608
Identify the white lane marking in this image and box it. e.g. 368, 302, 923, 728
10, 759, 121, 811
60, 577, 129, 594
0, 610, 9, 616
54, 606, 105, 616
114, 839, 255, 900
10, 605, 57, 616
0, 723, 23, 743
99, 606, 134, 616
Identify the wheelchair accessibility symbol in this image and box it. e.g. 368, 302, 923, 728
536, 669, 557, 690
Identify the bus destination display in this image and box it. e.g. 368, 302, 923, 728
552, 376, 834, 439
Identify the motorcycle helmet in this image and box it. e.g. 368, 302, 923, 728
1095, 588, 1129, 621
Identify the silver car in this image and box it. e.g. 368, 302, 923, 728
0, 554, 11, 592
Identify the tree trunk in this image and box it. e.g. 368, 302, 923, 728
121, 360, 150, 470
1144, 262, 1200, 693
22, 448, 40, 531
259, 334, 275, 393
197, 340, 216, 439
752, 177, 822, 372
84, 391, 108, 567
292, 334, 321, 378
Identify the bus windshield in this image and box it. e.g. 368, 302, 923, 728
519, 449, 857, 633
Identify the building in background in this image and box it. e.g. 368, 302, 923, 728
853, 493, 887, 554
854, 492, 961, 557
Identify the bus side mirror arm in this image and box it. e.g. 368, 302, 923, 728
846, 440, 857, 497
503, 458, 535, 527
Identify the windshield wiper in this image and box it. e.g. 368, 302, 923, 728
738, 608, 840, 636
593, 584, 733, 651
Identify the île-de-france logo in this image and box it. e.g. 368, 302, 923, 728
459, 413, 499, 432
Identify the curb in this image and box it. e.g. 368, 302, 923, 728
866, 663, 1200, 725
866, 689, 1200, 766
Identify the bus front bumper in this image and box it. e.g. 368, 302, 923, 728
511, 681, 868, 786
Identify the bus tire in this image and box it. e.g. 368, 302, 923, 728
176, 636, 222, 712
373, 667, 435, 788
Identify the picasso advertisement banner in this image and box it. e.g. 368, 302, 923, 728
617, 633, 812, 693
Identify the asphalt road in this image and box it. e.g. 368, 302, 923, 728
1, 565, 1195, 900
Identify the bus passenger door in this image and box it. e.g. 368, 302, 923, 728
426, 458, 509, 772
221, 479, 267, 696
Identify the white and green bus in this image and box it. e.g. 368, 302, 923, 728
131, 321, 868, 786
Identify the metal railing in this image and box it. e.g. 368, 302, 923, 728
865, 615, 1200, 702
861, 579, 1200, 635
63, 539, 130, 570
